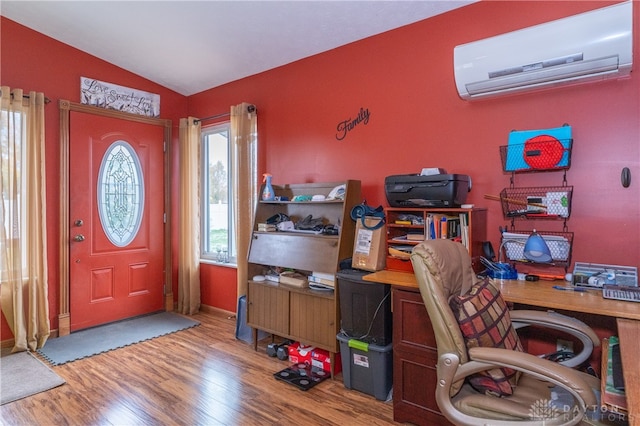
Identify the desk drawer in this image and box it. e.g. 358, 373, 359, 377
393, 288, 437, 355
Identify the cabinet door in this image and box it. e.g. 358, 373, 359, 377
289, 292, 337, 351
393, 348, 447, 425
248, 233, 338, 272
247, 282, 289, 336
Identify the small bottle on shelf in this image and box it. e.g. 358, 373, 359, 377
261, 173, 275, 201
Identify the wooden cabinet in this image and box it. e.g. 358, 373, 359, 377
392, 287, 452, 426
246, 180, 361, 375
384, 207, 487, 273
247, 281, 338, 349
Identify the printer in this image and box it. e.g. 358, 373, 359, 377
385, 173, 471, 207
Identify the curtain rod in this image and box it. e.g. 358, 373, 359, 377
195, 104, 256, 124
9, 92, 51, 104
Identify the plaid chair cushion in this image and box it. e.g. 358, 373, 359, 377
451, 278, 523, 397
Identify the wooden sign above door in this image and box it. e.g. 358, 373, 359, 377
80, 76, 160, 117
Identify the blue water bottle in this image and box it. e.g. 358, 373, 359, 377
262, 173, 275, 201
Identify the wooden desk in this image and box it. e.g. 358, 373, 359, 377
365, 270, 640, 425
365, 270, 640, 321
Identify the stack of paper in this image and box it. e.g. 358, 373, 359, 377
308, 272, 335, 289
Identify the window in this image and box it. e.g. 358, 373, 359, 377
201, 123, 236, 264
97, 140, 144, 247
0, 107, 27, 278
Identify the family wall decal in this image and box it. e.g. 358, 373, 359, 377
335, 107, 370, 141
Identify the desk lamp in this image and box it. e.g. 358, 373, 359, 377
500, 229, 553, 263
523, 230, 553, 263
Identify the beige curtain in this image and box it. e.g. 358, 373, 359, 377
0, 87, 50, 352
177, 117, 202, 314
231, 103, 257, 298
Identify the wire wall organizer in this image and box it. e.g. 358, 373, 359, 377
501, 139, 573, 173
496, 126, 575, 270
501, 230, 574, 267
499, 186, 573, 220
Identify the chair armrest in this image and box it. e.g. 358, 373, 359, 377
510, 309, 600, 368
511, 310, 600, 345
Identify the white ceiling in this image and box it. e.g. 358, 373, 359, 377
1, 1, 475, 96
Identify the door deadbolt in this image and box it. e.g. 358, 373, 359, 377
73, 234, 85, 242
74, 219, 84, 227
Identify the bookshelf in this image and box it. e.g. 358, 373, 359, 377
384, 207, 487, 273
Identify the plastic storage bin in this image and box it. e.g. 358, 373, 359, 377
337, 269, 392, 345
337, 332, 393, 400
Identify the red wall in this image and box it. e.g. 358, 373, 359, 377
191, 1, 639, 313
2, 1, 639, 338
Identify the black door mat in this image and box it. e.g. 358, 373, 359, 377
273, 363, 330, 391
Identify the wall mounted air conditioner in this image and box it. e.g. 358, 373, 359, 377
454, 1, 633, 100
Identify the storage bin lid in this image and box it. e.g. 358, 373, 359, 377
337, 268, 370, 281
336, 332, 393, 351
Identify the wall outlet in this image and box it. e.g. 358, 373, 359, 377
557, 339, 573, 353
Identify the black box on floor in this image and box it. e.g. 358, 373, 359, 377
337, 269, 392, 345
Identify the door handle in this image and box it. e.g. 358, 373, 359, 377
73, 234, 85, 242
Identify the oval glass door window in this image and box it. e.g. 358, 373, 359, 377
97, 141, 144, 247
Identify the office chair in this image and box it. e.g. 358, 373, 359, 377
410, 239, 601, 426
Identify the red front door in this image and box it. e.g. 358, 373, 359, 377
69, 112, 165, 331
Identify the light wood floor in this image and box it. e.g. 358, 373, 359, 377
1, 310, 398, 426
